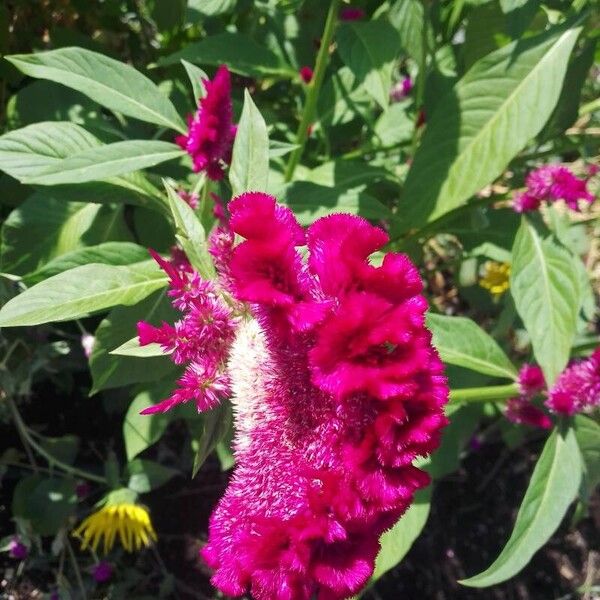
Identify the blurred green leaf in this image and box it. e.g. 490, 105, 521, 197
388, 0, 425, 63
0, 261, 167, 327
126, 459, 178, 493
181, 60, 207, 103
191, 402, 231, 477
374, 101, 413, 147
510, 218, 581, 385
39, 435, 80, 466
574, 415, 600, 501
230, 89, 269, 197
461, 426, 582, 587
7, 48, 186, 132
427, 313, 517, 379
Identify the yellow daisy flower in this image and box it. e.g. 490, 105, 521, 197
479, 261, 511, 297
73, 490, 157, 554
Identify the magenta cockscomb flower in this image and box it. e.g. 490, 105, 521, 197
201, 193, 448, 600
92, 561, 113, 584
390, 77, 413, 102
505, 397, 552, 429
513, 164, 595, 213
178, 189, 200, 210
299, 66, 314, 84
137, 249, 238, 414
518, 364, 545, 397
176, 65, 237, 180
9, 537, 28, 560
340, 6, 365, 20
546, 348, 600, 415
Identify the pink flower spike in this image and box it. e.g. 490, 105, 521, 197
546, 348, 600, 415
390, 77, 413, 102
505, 397, 552, 429
176, 65, 236, 180
518, 364, 545, 396
512, 191, 541, 213
299, 66, 314, 84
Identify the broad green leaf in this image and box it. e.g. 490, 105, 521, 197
158, 33, 293, 78
336, 21, 400, 108
427, 313, 517, 380
0, 121, 99, 180
0, 261, 167, 327
90, 290, 177, 393
303, 160, 394, 188
191, 402, 231, 477
24, 141, 184, 185
461, 427, 582, 587
187, 0, 237, 16
462, 2, 507, 69
123, 381, 177, 460
510, 219, 581, 385
39, 435, 80, 466
574, 415, 600, 500
181, 59, 207, 102
24, 242, 149, 285
372, 488, 431, 581
394, 24, 581, 233
374, 101, 413, 147
125, 459, 178, 493
165, 182, 216, 279
279, 182, 390, 225
229, 90, 269, 197
388, 0, 425, 63
1, 195, 132, 277
111, 337, 167, 358
6, 48, 186, 132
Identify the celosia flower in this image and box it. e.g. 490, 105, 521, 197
137, 248, 237, 414
546, 348, 600, 415
8, 537, 28, 560
340, 6, 365, 20
505, 397, 552, 429
299, 66, 314, 84
390, 77, 413, 102
518, 364, 545, 397
178, 189, 199, 210
176, 65, 236, 180
202, 192, 448, 599
513, 164, 595, 213
479, 261, 510, 297
74, 493, 157, 554
92, 561, 113, 583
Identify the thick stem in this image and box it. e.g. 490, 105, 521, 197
8, 396, 107, 484
450, 383, 520, 404
284, 0, 342, 182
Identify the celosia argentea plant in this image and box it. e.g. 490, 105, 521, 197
0, 1, 598, 598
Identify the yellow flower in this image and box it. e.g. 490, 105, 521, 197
74, 493, 157, 554
479, 261, 510, 297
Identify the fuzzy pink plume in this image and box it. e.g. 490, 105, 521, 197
176, 65, 237, 180
546, 348, 600, 415
137, 248, 237, 414
505, 364, 551, 429
202, 192, 448, 600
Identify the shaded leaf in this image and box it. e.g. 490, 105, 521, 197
126, 459, 178, 493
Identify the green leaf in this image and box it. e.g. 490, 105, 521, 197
165, 182, 216, 279
462, 2, 507, 69
574, 415, 600, 501
181, 59, 207, 102
279, 181, 391, 225
427, 313, 517, 380
24, 242, 149, 285
158, 33, 293, 78
24, 141, 184, 185
388, 0, 425, 63
229, 90, 269, 197
394, 24, 582, 233
460, 426, 582, 587
90, 290, 177, 393
336, 21, 400, 109
187, 0, 237, 16
125, 459, 178, 493
0, 261, 167, 327
38, 435, 80, 466
374, 101, 414, 147
111, 337, 167, 358
191, 402, 231, 477
372, 488, 431, 581
510, 219, 581, 385
7, 48, 186, 132
123, 381, 177, 460
0, 121, 99, 181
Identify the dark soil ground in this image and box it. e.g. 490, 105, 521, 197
2, 379, 599, 600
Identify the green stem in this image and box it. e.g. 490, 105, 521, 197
450, 383, 520, 404
7, 396, 107, 484
66, 537, 87, 600
579, 96, 600, 117
284, 0, 341, 182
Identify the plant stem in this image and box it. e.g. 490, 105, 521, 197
450, 383, 520, 404
66, 537, 87, 600
7, 396, 107, 484
410, 0, 429, 156
284, 0, 341, 182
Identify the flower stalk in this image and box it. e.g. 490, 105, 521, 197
450, 383, 520, 404
284, 0, 342, 182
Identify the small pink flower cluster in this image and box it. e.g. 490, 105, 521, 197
513, 164, 595, 213
390, 77, 413, 102
546, 349, 600, 415
202, 193, 448, 599
505, 364, 551, 429
137, 249, 237, 415
176, 65, 237, 181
